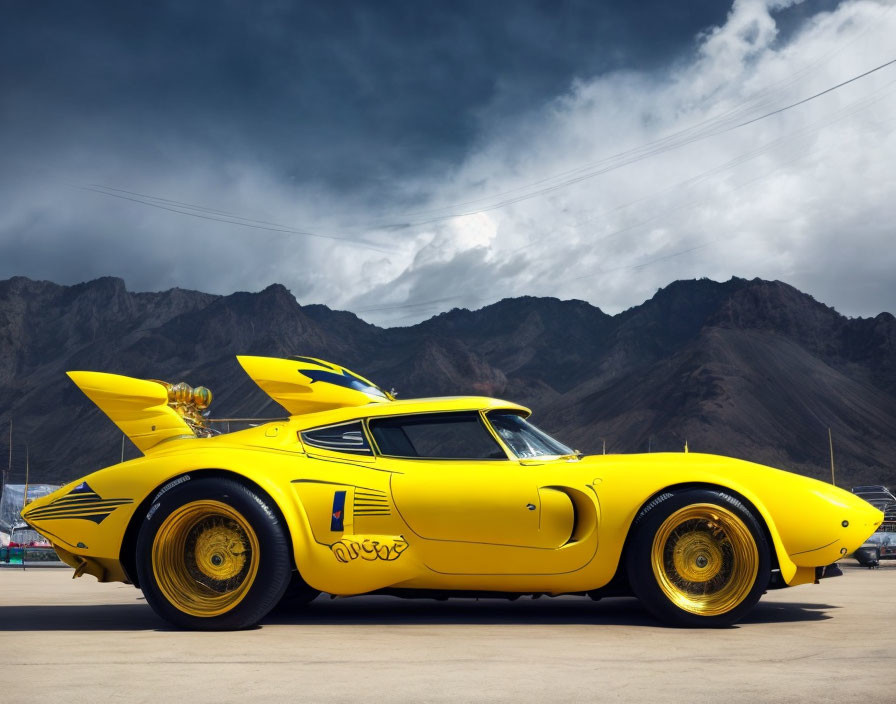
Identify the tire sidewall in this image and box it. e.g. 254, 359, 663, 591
626, 489, 771, 628
136, 476, 292, 630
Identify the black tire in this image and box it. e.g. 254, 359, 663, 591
274, 570, 321, 612
136, 476, 292, 630
625, 489, 770, 628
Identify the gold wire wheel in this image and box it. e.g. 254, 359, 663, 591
650, 503, 758, 617
152, 500, 260, 618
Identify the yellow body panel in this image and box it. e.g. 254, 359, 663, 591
23, 359, 884, 603
65, 372, 195, 452
237, 355, 391, 415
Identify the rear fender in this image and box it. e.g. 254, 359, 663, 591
119, 467, 318, 588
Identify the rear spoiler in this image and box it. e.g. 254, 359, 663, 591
67, 372, 210, 454
237, 355, 391, 415
67, 355, 391, 454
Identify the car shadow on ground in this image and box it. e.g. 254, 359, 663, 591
0, 595, 835, 631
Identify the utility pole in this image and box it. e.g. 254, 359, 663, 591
602, 438, 606, 455
828, 427, 836, 486
2, 419, 10, 497
23, 445, 30, 510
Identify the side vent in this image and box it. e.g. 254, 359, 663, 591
353, 487, 391, 517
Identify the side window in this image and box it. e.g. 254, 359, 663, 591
301, 421, 371, 455
368, 412, 506, 460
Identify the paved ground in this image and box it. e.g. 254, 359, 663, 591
1, 563, 895, 703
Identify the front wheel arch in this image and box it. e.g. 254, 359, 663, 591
120, 468, 296, 588
624, 482, 780, 572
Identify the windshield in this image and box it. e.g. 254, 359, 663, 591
487, 412, 575, 458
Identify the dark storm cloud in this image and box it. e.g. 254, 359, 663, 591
1, 0, 730, 201
4, 0, 893, 328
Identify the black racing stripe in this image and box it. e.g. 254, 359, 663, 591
28, 499, 132, 514
38, 498, 132, 508
30, 512, 112, 523
27, 503, 131, 518
52, 493, 101, 502
29, 502, 127, 512
28, 508, 115, 519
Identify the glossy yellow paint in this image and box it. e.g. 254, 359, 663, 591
237, 355, 391, 415
22, 357, 883, 611
66, 372, 194, 452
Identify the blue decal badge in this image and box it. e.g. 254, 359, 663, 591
330, 490, 346, 531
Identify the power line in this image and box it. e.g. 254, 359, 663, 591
502, 77, 896, 258
365, 3, 896, 225
723, 57, 896, 132
356, 87, 895, 321
356, 295, 465, 313
77, 54, 896, 242
77, 185, 397, 253
383, 56, 896, 228
87, 184, 246, 217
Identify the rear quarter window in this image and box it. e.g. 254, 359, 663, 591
301, 421, 372, 455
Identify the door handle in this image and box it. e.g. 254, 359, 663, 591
526, 503, 536, 511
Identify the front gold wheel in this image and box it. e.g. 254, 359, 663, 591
152, 500, 260, 618
650, 504, 758, 617
626, 490, 770, 627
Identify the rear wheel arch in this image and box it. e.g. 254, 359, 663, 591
120, 468, 299, 588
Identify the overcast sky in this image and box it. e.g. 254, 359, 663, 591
1, 0, 893, 325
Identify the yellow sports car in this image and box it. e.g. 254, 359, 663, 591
23, 356, 883, 629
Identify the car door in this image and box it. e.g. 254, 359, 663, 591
372, 411, 574, 574
389, 458, 545, 547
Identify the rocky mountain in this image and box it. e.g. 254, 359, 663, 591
0, 275, 894, 488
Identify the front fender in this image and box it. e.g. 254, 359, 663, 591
629, 454, 882, 585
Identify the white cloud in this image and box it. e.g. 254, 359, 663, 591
346, 0, 896, 324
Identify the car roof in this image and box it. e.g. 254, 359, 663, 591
289, 395, 531, 429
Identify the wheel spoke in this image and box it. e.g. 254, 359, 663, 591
152, 500, 260, 618
651, 503, 759, 617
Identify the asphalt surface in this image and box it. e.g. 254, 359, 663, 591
1, 563, 895, 703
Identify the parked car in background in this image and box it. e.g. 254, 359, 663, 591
0, 522, 58, 564
850, 486, 896, 512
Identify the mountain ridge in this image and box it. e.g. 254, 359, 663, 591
0, 274, 893, 489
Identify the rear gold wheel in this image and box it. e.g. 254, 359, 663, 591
626, 490, 770, 627
152, 500, 260, 618
136, 477, 291, 630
